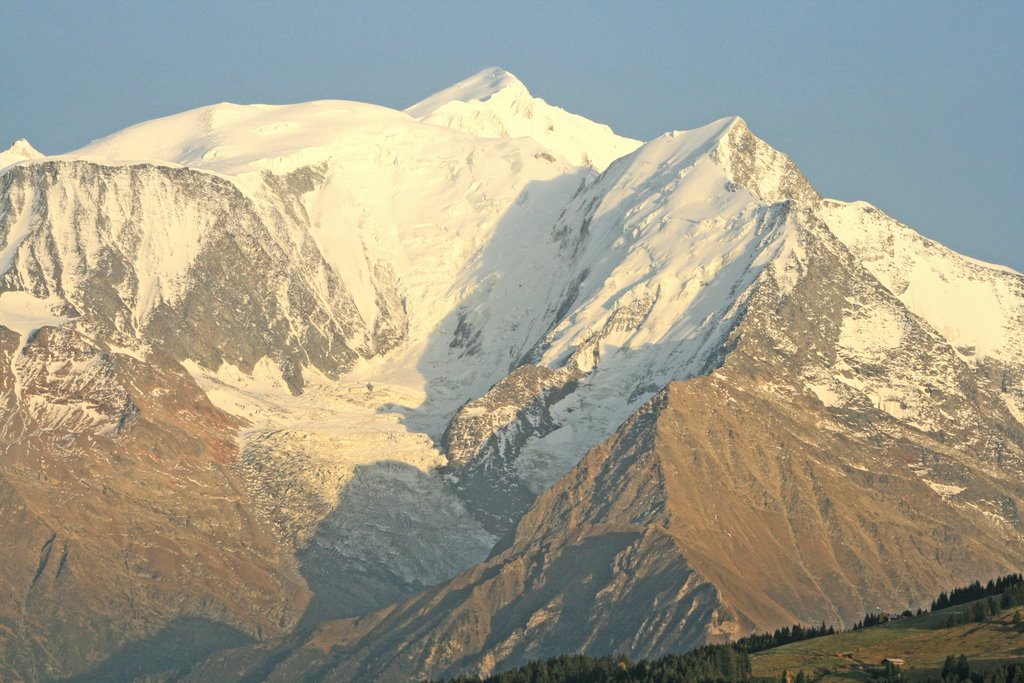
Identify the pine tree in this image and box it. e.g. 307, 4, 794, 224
943, 655, 958, 680
987, 595, 1000, 615
956, 654, 970, 681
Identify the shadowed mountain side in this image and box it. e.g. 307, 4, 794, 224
56, 617, 253, 683
356, 169, 601, 532
181, 205, 1024, 683
181, 369, 1024, 682
0, 325, 308, 682
382, 168, 593, 423
180, 394, 734, 682
295, 460, 496, 627
404, 168, 794, 538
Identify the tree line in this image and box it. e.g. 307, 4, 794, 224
933, 655, 1024, 683
433, 645, 752, 683
935, 580, 1024, 628
931, 574, 1023, 611
851, 572, 1024, 631
733, 623, 835, 653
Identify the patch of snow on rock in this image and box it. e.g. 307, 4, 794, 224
0, 291, 73, 341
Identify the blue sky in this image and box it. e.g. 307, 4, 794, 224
3, 1, 1022, 271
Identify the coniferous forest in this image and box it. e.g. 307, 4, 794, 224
931, 574, 1024, 611
935, 656, 1024, 683
435, 645, 751, 683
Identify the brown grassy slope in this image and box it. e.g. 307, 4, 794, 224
182, 391, 732, 682
650, 370, 1024, 633
181, 366, 1024, 682
183, 214, 1024, 683
751, 603, 1024, 680
0, 326, 309, 682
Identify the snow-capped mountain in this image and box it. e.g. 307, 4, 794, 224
0, 139, 43, 172
1, 68, 1022, 682
405, 67, 641, 170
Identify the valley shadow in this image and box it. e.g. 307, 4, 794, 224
295, 458, 494, 629
308, 562, 510, 683
468, 530, 712, 669
55, 616, 252, 683
50, 459, 493, 682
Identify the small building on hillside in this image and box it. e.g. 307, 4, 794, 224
881, 658, 906, 669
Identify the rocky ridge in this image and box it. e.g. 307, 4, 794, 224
0, 68, 1021, 681
179, 154, 1024, 681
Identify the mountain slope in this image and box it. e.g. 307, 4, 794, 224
56, 97, 591, 391
0, 71, 641, 679
1, 69, 1022, 681
0, 325, 308, 682
818, 198, 1024, 426
750, 602, 1024, 679
181, 179, 1024, 681
436, 116, 811, 534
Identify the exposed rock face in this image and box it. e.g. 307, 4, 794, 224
235, 415, 494, 626
441, 364, 582, 534
817, 198, 1024, 432
712, 118, 820, 205
663, 219, 1024, 631
0, 325, 308, 681
0, 162, 370, 393
179, 204, 1024, 681
433, 119, 813, 533
1, 71, 1023, 682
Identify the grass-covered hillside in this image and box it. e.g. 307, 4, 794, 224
751, 601, 1024, 681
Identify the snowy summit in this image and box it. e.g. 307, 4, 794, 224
1, 67, 1023, 683
0, 139, 43, 171
405, 66, 642, 170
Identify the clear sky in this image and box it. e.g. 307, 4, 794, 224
3, 1, 1022, 271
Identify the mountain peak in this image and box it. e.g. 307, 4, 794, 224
6, 138, 41, 155
405, 67, 529, 118
0, 138, 43, 170
5, 70, 1024, 683
406, 67, 640, 171
711, 116, 820, 204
